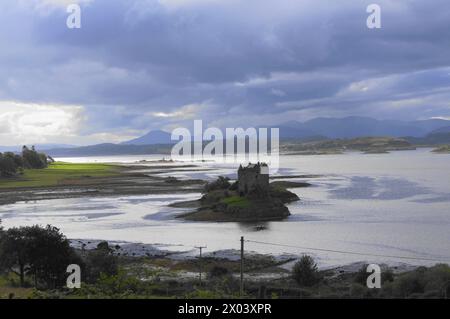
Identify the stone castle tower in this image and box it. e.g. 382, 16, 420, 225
237, 162, 269, 196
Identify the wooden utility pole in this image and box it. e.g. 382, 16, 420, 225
240, 236, 244, 297
195, 245, 207, 286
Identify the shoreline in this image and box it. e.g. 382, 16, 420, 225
68, 238, 421, 279
0, 162, 206, 205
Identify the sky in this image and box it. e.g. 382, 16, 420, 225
1, 0, 450, 145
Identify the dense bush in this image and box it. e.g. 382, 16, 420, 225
0, 153, 20, 177
209, 266, 229, 278
353, 264, 370, 285
84, 241, 119, 283
386, 264, 450, 298
203, 176, 231, 193
292, 255, 321, 287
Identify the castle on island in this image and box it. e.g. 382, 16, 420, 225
237, 162, 269, 196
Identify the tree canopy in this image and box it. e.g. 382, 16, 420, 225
292, 255, 321, 287
0, 224, 80, 288
0, 146, 48, 178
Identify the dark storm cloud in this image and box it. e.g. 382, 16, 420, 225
1, 0, 450, 142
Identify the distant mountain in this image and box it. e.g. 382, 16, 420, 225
305, 117, 422, 138
46, 143, 172, 157
121, 130, 173, 145
406, 132, 450, 145
0, 144, 76, 153
430, 126, 450, 134
277, 116, 450, 139
410, 119, 450, 133
273, 122, 320, 139
119, 117, 450, 146
32, 116, 450, 157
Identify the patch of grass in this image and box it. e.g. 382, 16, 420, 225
0, 162, 120, 189
0, 274, 34, 299
221, 196, 251, 208
0, 286, 34, 299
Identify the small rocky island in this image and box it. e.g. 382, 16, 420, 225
432, 145, 450, 153
175, 163, 309, 222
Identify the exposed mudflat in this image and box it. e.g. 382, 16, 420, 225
0, 164, 206, 206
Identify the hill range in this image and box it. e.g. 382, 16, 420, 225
3, 117, 450, 157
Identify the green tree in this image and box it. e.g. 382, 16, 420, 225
0, 153, 18, 177
0, 225, 80, 288
292, 255, 321, 287
0, 147, 48, 179
4, 152, 23, 168
22, 146, 47, 169
0, 226, 30, 286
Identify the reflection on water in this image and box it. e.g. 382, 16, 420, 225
329, 176, 435, 200
1, 149, 450, 268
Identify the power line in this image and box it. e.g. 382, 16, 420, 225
245, 239, 450, 263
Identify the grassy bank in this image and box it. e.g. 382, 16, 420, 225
1, 255, 449, 299
0, 162, 120, 189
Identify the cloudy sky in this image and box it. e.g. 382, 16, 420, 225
1, 0, 450, 145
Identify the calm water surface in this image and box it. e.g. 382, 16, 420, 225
1, 149, 449, 268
